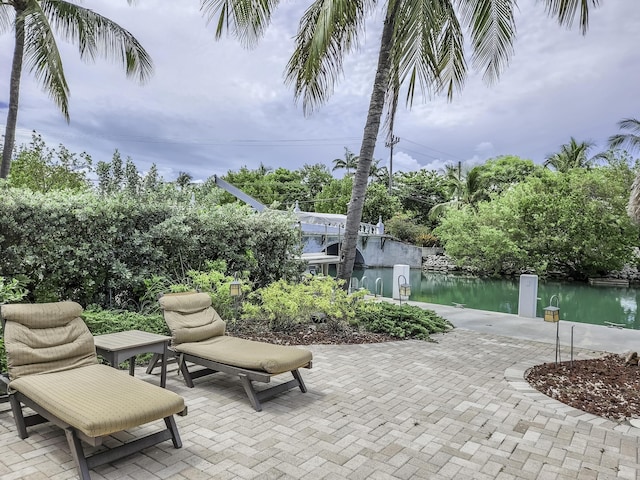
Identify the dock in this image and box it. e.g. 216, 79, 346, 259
587, 278, 630, 287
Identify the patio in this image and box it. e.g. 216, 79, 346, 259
1, 325, 639, 479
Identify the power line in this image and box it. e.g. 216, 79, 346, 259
402, 138, 468, 162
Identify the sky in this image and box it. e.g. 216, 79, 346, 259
1, 1, 639, 183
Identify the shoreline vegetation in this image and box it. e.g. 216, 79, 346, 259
422, 252, 640, 284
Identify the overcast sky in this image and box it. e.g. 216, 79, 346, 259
1, 1, 639, 182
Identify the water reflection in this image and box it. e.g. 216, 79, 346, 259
350, 268, 640, 330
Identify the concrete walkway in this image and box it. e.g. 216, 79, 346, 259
409, 300, 640, 354
1, 306, 640, 479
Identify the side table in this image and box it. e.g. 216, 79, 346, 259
93, 330, 171, 388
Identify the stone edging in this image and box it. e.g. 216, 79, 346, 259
504, 360, 640, 437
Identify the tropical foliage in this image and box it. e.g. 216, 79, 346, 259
201, 0, 602, 288
1, 0, 152, 178
0, 185, 302, 308
543, 137, 595, 173
435, 167, 639, 279
609, 118, 640, 153
7, 133, 92, 192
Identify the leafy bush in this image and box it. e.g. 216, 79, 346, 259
0, 276, 29, 374
0, 276, 29, 304
354, 301, 452, 340
82, 308, 168, 336
415, 233, 441, 247
0, 186, 303, 308
242, 276, 366, 331
385, 213, 429, 244
435, 168, 638, 278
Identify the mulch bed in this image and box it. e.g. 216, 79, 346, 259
525, 354, 640, 421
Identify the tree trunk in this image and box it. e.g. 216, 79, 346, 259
628, 174, 640, 225
1, 5, 26, 179
338, 1, 399, 286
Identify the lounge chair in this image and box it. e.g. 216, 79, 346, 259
157, 292, 312, 411
1, 301, 187, 480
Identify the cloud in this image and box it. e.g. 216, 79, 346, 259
0, 0, 638, 182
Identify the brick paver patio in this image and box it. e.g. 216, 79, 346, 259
1, 329, 638, 479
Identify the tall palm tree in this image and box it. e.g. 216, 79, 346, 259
608, 118, 640, 224
609, 118, 640, 153
543, 137, 595, 173
332, 147, 359, 176
0, 1, 153, 178
202, 0, 600, 285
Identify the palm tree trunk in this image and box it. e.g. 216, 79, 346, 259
1, 5, 26, 179
628, 174, 640, 225
338, 1, 400, 286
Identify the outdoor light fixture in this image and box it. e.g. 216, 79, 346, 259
398, 274, 411, 305
229, 272, 242, 298
544, 295, 560, 322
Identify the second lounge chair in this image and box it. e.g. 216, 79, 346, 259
157, 292, 312, 411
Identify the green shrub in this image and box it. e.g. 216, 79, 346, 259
415, 232, 441, 247
0, 276, 29, 373
0, 186, 303, 308
242, 276, 366, 331
385, 213, 429, 244
354, 301, 452, 340
82, 308, 168, 336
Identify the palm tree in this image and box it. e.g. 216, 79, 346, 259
332, 147, 359, 176
608, 118, 640, 224
543, 137, 595, 173
429, 165, 487, 219
202, 0, 600, 285
609, 118, 640, 153
176, 171, 193, 191
0, 1, 153, 178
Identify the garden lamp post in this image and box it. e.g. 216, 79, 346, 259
398, 274, 411, 305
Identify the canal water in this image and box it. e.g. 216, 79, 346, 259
351, 268, 640, 330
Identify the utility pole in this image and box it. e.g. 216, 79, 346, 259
385, 135, 400, 194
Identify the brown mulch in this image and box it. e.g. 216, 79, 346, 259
229, 324, 397, 345
525, 354, 640, 421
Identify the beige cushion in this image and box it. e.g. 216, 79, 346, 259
159, 293, 225, 344
9, 364, 185, 438
2, 302, 97, 380
177, 336, 312, 374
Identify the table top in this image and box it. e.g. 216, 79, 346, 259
93, 329, 171, 352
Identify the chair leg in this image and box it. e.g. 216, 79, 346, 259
65, 429, 91, 480
178, 354, 194, 388
239, 374, 262, 412
292, 369, 307, 393
9, 395, 28, 439
164, 415, 182, 449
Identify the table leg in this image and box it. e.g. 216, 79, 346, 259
128, 356, 136, 376
160, 343, 168, 388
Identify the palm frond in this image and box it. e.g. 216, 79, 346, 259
40, 0, 153, 83
541, 0, 600, 34
608, 118, 640, 153
618, 118, 640, 133
0, 4, 14, 35
456, 0, 516, 85
609, 133, 640, 153
285, 0, 375, 115
22, 2, 70, 120
200, 0, 280, 48
393, 0, 466, 105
